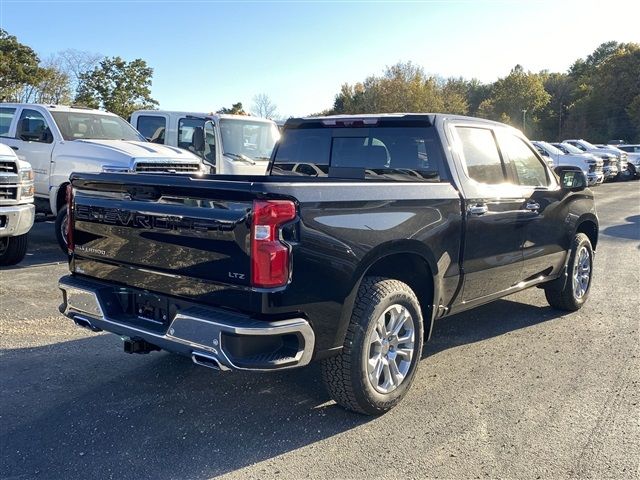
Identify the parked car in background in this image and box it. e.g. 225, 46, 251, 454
0, 104, 205, 252
0, 143, 35, 265
563, 139, 628, 179
532, 141, 603, 186
551, 142, 619, 181
595, 144, 635, 178
607, 139, 626, 145
59, 113, 599, 415
615, 144, 640, 178
130, 111, 280, 175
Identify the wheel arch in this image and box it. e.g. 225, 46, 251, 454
575, 216, 599, 251
333, 241, 441, 351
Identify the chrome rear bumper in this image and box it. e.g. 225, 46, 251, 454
58, 275, 315, 371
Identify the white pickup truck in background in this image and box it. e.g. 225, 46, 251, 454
531, 141, 604, 186
0, 143, 35, 265
130, 110, 280, 175
0, 104, 205, 252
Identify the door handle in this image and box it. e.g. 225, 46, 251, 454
468, 203, 488, 216
525, 201, 540, 211
10, 146, 18, 151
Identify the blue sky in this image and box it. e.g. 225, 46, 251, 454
1, 0, 638, 117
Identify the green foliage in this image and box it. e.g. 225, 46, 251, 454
75, 56, 158, 119
564, 43, 640, 141
479, 65, 550, 136
325, 42, 639, 142
330, 62, 451, 114
0, 29, 41, 101
217, 102, 248, 115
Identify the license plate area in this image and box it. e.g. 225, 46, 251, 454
134, 292, 168, 324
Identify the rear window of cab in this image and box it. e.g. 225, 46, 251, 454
271, 126, 445, 182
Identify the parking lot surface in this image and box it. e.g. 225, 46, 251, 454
1, 181, 639, 480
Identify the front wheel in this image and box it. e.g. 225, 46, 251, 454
544, 233, 594, 311
0, 234, 29, 266
321, 277, 424, 415
55, 205, 69, 254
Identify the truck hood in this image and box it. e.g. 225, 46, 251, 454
75, 140, 198, 161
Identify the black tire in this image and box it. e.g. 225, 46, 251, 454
0, 233, 29, 266
544, 233, 594, 311
321, 276, 424, 415
54, 205, 69, 254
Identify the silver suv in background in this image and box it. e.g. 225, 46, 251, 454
0, 143, 35, 265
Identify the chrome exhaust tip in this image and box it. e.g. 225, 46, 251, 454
73, 315, 102, 332
191, 352, 230, 371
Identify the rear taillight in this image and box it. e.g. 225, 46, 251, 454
251, 200, 296, 288
66, 184, 74, 253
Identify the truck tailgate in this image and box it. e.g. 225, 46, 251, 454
70, 173, 256, 291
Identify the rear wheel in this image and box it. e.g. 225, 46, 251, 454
55, 205, 69, 254
0, 234, 29, 266
321, 276, 424, 415
544, 233, 593, 311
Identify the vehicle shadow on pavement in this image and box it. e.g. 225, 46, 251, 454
0, 335, 369, 480
1, 297, 564, 480
601, 214, 640, 242
424, 298, 561, 358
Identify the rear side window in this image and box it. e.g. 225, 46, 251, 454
500, 134, 549, 187
0, 107, 16, 136
455, 126, 505, 184
136, 115, 166, 143
271, 126, 444, 181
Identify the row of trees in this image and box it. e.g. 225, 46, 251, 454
324, 41, 640, 142
3, 28, 637, 140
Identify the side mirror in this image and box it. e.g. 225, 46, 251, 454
555, 166, 587, 192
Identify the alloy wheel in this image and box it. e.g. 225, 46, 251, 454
367, 304, 416, 394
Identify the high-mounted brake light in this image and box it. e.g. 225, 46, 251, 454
251, 200, 296, 288
66, 184, 74, 253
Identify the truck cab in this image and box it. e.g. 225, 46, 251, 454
130, 110, 280, 175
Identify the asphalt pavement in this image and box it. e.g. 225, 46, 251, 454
1, 181, 639, 480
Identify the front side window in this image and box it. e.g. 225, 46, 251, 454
16, 109, 52, 143
51, 111, 143, 141
272, 126, 443, 181
0, 107, 16, 136
455, 126, 505, 185
501, 134, 549, 187
137, 115, 166, 143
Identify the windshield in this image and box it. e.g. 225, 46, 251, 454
558, 142, 585, 155
537, 141, 564, 156
577, 139, 598, 150
51, 111, 144, 141
220, 118, 279, 162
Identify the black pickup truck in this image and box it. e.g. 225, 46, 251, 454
59, 114, 598, 415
